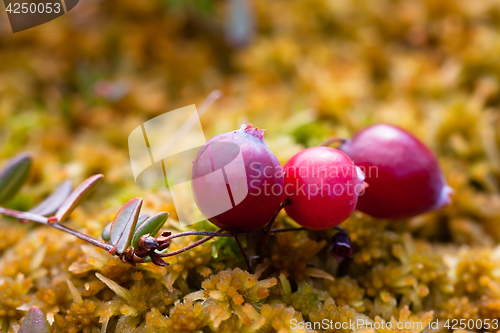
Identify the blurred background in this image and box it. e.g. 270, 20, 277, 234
1, 0, 499, 242
0, 0, 500, 331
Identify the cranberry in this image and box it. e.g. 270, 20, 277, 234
282, 147, 366, 230
192, 123, 284, 232
338, 124, 452, 219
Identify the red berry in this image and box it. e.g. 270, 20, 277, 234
283, 147, 366, 230
192, 123, 284, 232
338, 124, 452, 219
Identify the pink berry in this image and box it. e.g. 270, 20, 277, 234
192, 123, 284, 232
338, 124, 452, 219
283, 147, 366, 230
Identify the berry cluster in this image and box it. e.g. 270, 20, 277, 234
0, 122, 452, 270
193, 123, 452, 231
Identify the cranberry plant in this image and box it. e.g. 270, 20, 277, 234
0, 122, 451, 273
0, 151, 328, 272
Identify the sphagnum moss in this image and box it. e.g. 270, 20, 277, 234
186, 268, 277, 329
1, 0, 500, 330
325, 276, 366, 312
146, 299, 208, 333
95, 273, 178, 332
54, 299, 101, 333
0, 274, 32, 333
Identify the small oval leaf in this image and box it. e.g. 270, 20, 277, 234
19, 306, 50, 333
102, 214, 148, 243
134, 213, 150, 231
131, 212, 168, 249
0, 207, 48, 223
29, 180, 73, 216
55, 174, 104, 222
101, 222, 112, 242
0, 153, 32, 204
110, 197, 143, 253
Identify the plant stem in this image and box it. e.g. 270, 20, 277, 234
320, 137, 347, 147
0, 206, 305, 266
259, 198, 291, 262
163, 226, 304, 242
51, 223, 113, 251
154, 229, 222, 258
233, 229, 253, 273
0, 207, 112, 251
0, 207, 49, 223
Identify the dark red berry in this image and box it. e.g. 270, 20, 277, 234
282, 147, 366, 230
338, 124, 452, 219
192, 123, 284, 232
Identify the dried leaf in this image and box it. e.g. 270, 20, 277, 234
110, 197, 143, 253
131, 212, 168, 249
0, 153, 32, 204
29, 180, 73, 216
95, 273, 132, 300
66, 279, 83, 305
19, 306, 50, 333
55, 174, 103, 222
304, 267, 334, 281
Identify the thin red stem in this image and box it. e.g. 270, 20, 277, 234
51, 222, 113, 251
0, 206, 305, 266
234, 229, 253, 273
163, 226, 304, 242
260, 198, 290, 262
0, 207, 113, 251
153, 229, 223, 258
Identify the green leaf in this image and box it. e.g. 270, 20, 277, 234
0, 207, 48, 223
55, 174, 103, 222
19, 306, 50, 333
110, 197, 143, 253
101, 222, 112, 242
0, 153, 32, 204
131, 212, 168, 249
102, 213, 148, 243
29, 180, 73, 216
133, 213, 150, 231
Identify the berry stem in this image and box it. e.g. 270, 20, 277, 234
233, 229, 253, 274
162, 226, 305, 242
0, 205, 305, 270
153, 229, 223, 258
320, 137, 347, 147
259, 198, 291, 262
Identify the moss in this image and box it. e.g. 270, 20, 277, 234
54, 300, 101, 333
309, 298, 367, 333
185, 268, 277, 329
2, 0, 500, 330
